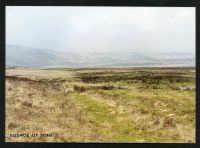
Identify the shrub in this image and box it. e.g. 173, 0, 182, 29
74, 85, 86, 92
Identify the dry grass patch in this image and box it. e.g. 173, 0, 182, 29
6, 68, 195, 143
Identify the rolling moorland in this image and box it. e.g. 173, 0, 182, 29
6, 45, 195, 68
6, 67, 195, 142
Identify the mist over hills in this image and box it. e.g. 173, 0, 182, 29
6, 44, 195, 68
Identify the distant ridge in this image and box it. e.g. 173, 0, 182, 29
6, 44, 195, 68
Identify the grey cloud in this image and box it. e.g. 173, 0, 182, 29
6, 6, 195, 53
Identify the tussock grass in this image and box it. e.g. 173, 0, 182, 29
6, 67, 195, 142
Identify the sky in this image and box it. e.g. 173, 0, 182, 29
6, 6, 195, 53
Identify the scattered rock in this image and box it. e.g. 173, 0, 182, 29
154, 101, 167, 107
168, 114, 175, 117
64, 88, 74, 93
175, 86, 195, 91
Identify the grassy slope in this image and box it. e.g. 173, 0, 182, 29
6, 68, 195, 142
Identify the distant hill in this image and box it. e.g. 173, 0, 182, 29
6, 44, 195, 68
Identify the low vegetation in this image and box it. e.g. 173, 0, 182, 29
6, 67, 195, 142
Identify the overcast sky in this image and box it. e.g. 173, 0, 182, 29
6, 6, 195, 53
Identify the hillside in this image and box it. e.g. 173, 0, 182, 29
6, 45, 195, 68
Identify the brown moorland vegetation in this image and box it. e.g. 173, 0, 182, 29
6, 67, 195, 142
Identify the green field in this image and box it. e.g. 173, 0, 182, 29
6, 67, 195, 143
